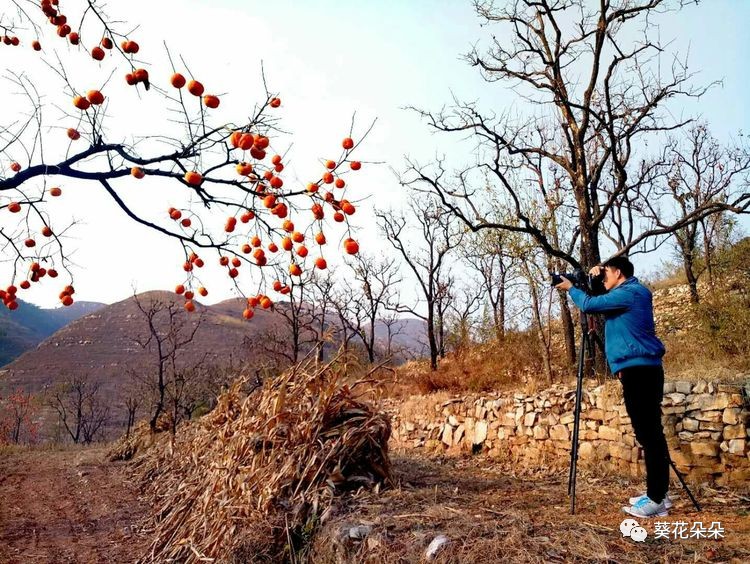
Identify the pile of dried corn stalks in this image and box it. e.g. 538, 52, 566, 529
135, 355, 392, 562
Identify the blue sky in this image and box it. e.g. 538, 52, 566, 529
2, 0, 748, 307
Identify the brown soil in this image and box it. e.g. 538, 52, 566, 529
1, 446, 749, 563
0, 446, 149, 564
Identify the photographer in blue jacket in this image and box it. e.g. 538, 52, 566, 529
556, 256, 671, 518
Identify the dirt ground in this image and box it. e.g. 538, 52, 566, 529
1, 446, 749, 563
0, 446, 149, 564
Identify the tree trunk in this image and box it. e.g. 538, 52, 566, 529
427, 307, 438, 371
558, 290, 577, 366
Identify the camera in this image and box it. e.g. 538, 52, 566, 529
550, 268, 606, 295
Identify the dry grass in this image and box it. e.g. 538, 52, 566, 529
308, 453, 750, 563
132, 353, 392, 563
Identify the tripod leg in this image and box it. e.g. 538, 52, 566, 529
669, 458, 701, 511
569, 331, 587, 514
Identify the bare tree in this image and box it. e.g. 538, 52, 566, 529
343, 254, 402, 363
445, 282, 483, 352
376, 194, 464, 370
406, 1, 746, 279
48, 376, 109, 444
645, 124, 750, 302
131, 294, 202, 434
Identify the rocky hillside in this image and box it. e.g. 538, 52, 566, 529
0, 300, 105, 366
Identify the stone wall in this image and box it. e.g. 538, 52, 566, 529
386, 379, 750, 485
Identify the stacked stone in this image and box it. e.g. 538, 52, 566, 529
386, 379, 749, 485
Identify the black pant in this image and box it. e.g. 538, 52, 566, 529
620, 365, 669, 503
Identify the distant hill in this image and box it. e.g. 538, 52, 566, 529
0, 300, 105, 366
0, 291, 428, 439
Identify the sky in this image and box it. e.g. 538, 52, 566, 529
1, 0, 749, 310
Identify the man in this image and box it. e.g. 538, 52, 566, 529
556, 256, 671, 518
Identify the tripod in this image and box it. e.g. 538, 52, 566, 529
567, 313, 701, 514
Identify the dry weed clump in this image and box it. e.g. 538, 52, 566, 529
134, 354, 393, 563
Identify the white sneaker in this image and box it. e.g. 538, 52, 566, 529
628, 492, 672, 509
622, 496, 669, 518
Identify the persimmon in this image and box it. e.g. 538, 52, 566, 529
254, 136, 270, 149
184, 290, 195, 300
247, 296, 260, 307
133, 68, 149, 83
24, 238, 36, 248
282, 220, 295, 232
101, 37, 113, 49
250, 235, 262, 247
198, 287, 208, 297
341, 201, 356, 215
73, 95, 90, 110
271, 155, 282, 165
61, 295, 74, 307
170, 73, 186, 88
194, 258, 204, 268
342, 137, 354, 150
32, 40, 41, 51
281, 237, 293, 251
268, 242, 279, 253
272, 203, 288, 218
236, 162, 253, 176
291, 231, 304, 243
322, 172, 334, 184
48, 269, 58, 278
187, 80, 204, 96
269, 97, 281, 108
238, 133, 254, 150
182, 261, 193, 272
7, 285, 17, 295
262, 170, 273, 181
270, 176, 283, 189
181, 218, 192, 228
333, 211, 345, 222
184, 300, 196, 312
273, 280, 283, 292
252, 248, 265, 260
125, 73, 137, 85
350, 161, 362, 171
260, 296, 272, 309
184, 171, 203, 186
307, 182, 319, 193
240, 210, 255, 223
131, 167, 145, 179
8, 202, 21, 213
169, 209, 182, 220
315, 232, 326, 245
231, 257, 241, 267
42, 226, 53, 237
10, 162, 21, 172
67, 128, 80, 140
250, 147, 266, 160
344, 238, 359, 255
296, 245, 309, 258
274, 163, 284, 173
122, 40, 139, 53
20, 281, 31, 290
87, 90, 105, 105
228, 268, 239, 278
203, 95, 220, 109
68, 32, 79, 45
7, 301, 19, 310
49, 187, 62, 197
91, 46, 105, 60
57, 24, 71, 37
242, 308, 254, 319
175, 284, 185, 295
335, 178, 345, 189
241, 243, 251, 254
289, 263, 302, 276
311, 203, 324, 220
325, 160, 336, 170
262, 194, 277, 208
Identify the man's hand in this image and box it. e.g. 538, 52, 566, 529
589, 265, 603, 277
555, 276, 573, 291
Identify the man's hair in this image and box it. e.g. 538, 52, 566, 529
602, 256, 634, 278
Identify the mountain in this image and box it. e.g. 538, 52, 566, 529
0, 300, 105, 366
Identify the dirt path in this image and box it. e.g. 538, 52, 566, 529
0, 447, 149, 564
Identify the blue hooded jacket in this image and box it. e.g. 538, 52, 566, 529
568, 277, 665, 374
